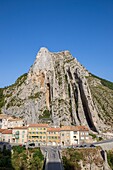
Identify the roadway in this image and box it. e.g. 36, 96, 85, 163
41, 146, 63, 170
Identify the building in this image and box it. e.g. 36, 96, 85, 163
1, 129, 12, 143
12, 127, 28, 144
47, 127, 60, 146
0, 123, 89, 146
0, 114, 24, 129
77, 126, 89, 144
0, 129, 6, 141
61, 126, 89, 146
28, 124, 49, 146
60, 126, 71, 146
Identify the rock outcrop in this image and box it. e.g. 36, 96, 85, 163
0, 47, 113, 134
62, 147, 111, 170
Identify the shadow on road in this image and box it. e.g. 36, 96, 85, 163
46, 162, 63, 170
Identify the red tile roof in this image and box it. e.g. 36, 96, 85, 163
47, 127, 61, 132
0, 129, 7, 133
13, 126, 28, 129
61, 126, 89, 131
2, 129, 12, 134
28, 124, 49, 128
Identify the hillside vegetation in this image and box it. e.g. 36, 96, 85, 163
62, 147, 106, 170
87, 74, 113, 129
0, 146, 44, 170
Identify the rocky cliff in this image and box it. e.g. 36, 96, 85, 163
0, 47, 113, 133
62, 147, 111, 170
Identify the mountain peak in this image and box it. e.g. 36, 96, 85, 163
1, 48, 113, 135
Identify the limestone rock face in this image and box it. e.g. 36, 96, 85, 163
1, 48, 113, 133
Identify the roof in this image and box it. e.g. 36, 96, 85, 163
75, 126, 89, 131
28, 124, 49, 128
0, 114, 9, 119
13, 126, 28, 130
2, 129, 12, 134
8, 118, 23, 121
0, 129, 7, 133
61, 126, 89, 131
47, 127, 61, 132
0, 114, 23, 121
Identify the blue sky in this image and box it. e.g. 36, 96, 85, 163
0, 0, 113, 87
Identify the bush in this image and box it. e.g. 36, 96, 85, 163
91, 74, 113, 90
39, 109, 51, 119
107, 150, 113, 169
12, 146, 25, 154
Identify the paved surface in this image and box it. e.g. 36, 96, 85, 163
41, 146, 63, 170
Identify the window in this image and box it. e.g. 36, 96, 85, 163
74, 131, 77, 134
81, 136, 84, 140
62, 134, 64, 136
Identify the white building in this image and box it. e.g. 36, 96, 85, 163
0, 114, 24, 129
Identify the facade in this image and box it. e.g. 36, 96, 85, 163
47, 127, 60, 146
0, 114, 24, 129
78, 126, 89, 144
12, 127, 28, 144
28, 124, 49, 146
61, 126, 89, 146
0, 123, 89, 146
2, 129, 12, 143
0, 129, 6, 141
60, 126, 71, 146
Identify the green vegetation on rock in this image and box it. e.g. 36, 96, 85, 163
62, 147, 104, 170
91, 74, 113, 90
39, 109, 51, 119
29, 92, 41, 99
12, 146, 44, 170
0, 88, 5, 113
7, 73, 27, 90
107, 150, 113, 170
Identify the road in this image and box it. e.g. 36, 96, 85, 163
41, 146, 63, 170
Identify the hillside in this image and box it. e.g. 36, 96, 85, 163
0, 47, 113, 134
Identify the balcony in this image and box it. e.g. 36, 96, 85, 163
15, 131, 19, 135
15, 134, 19, 139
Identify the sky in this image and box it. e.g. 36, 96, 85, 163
0, 0, 113, 87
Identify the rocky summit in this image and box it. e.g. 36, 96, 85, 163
0, 47, 113, 134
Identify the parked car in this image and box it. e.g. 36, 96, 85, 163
28, 143, 35, 148
90, 144, 95, 147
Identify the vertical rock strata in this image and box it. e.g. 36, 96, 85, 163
2, 47, 112, 133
